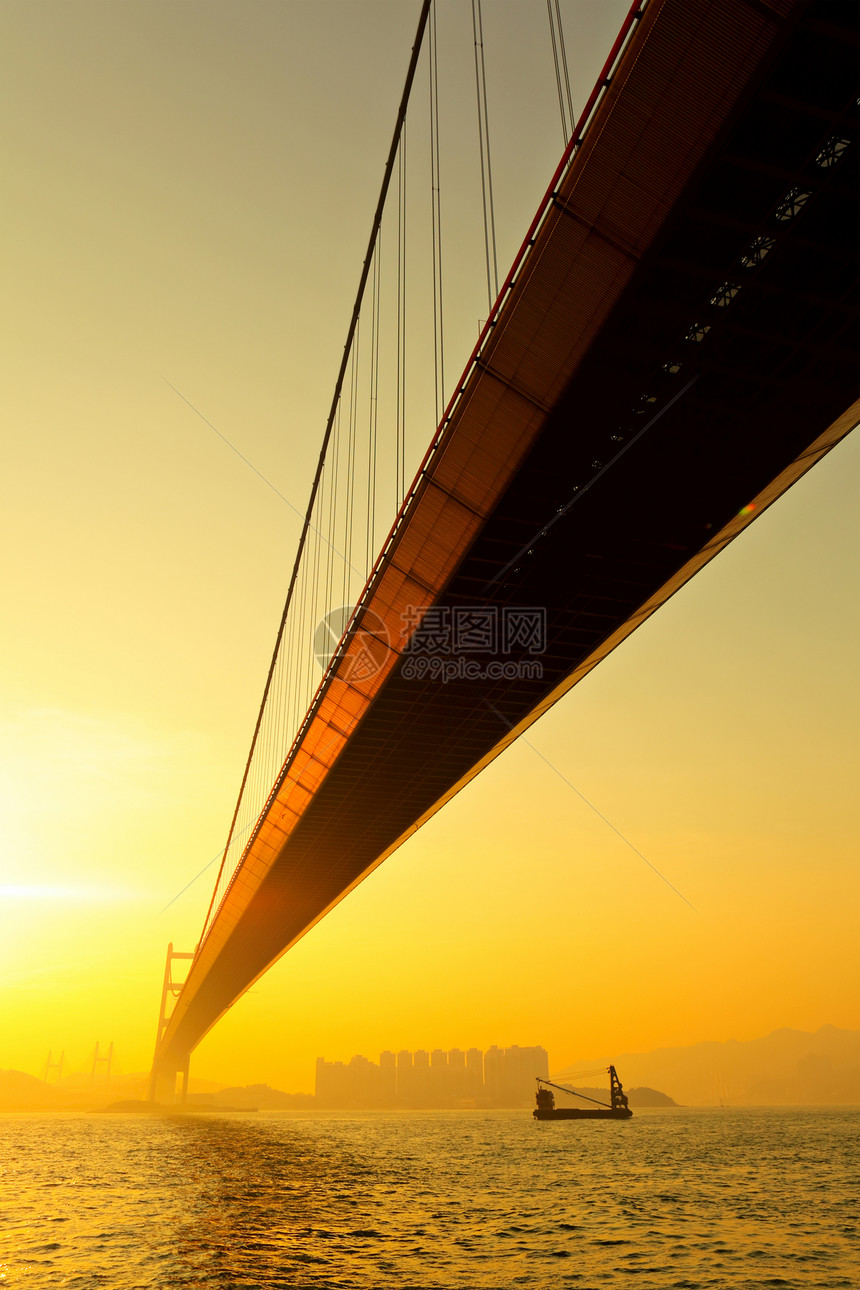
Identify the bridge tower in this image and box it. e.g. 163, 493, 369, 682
91, 1041, 113, 1085
43, 1050, 64, 1084
149, 942, 194, 1103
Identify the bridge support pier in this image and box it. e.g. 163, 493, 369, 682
178, 1057, 190, 1106
148, 1056, 190, 1106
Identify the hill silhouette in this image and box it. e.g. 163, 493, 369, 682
552, 1083, 677, 1108
0, 1069, 64, 1109
557, 1026, 860, 1106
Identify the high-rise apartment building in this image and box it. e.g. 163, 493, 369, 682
413, 1049, 430, 1106
466, 1048, 484, 1098
430, 1049, 449, 1104
380, 1050, 396, 1103
448, 1048, 466, 1101
470, 1044, 549, 1107
396, 1050, 413, 1103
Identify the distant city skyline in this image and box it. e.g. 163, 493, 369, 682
315, 1044, 549, 1109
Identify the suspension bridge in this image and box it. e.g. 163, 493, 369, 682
151, 0, 859, 1100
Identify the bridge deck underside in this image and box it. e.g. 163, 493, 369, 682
159, 0, 858, 1069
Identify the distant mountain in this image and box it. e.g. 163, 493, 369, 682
0, 1069, 60, 1109
0, 1070, 155, 1111
557, 1026, 860, 1106
628, 1086, 679, 1108
190, 1083, 315, 1110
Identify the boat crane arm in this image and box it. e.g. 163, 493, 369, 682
536, 1075, 612, 1109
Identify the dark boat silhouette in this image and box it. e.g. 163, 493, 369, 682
533, 1065, 633, 1120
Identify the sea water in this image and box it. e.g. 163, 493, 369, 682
1, 1107, 857, 1288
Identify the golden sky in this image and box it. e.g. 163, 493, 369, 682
2, 1, 857, 1094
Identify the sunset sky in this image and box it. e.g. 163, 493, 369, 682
2, 0, 857, 1094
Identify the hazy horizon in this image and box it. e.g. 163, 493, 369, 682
8, 1023, 858, 1113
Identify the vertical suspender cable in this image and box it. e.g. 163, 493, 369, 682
429, 0, 445, 426
396, 129, 407, 507
311, 477, 324, 651
344, 328, 359, 607
546, 0, 570, 145
400, 133, 407, 501
368, 239, 381, 574
553, 0, 575, 137
396, 140, 402, 509
472, 0, 498, 310
199, 0, 432, 944
296, 523, 311, 732
323, 402, 341, 630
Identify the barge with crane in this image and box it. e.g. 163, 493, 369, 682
533, 1066, 633, 1120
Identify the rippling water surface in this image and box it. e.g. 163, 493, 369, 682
2, 1107, 858, 1287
